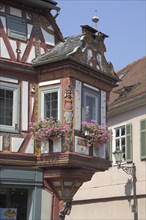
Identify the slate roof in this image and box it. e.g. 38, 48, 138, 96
108, 56, 146, 108
33, 35, 82, 65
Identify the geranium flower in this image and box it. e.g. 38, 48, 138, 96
30, 118, 66, 142
81, 120, 112, 148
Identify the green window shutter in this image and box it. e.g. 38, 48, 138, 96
126, 124, 132, 163
140, 119, 146, 160
107, 129, 112, 162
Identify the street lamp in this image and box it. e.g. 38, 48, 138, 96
113, 149, 138, 220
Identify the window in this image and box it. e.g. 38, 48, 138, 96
82, 86, 100, 123
0, 188, 27, 220
40, 86, 61, 121
111, 124, 132, 164
0, 83, 20, 132
44, 92, 58, 119
140, 119, 146, 160
7, 15, 27, 41
115, 126, 126, 160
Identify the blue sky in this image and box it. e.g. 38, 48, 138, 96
56, 0, 145, 72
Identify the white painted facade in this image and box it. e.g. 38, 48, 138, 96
66, 103, 146, 220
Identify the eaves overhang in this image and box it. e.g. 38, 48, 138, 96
107, 93, 146, 118
3, 0, 60, 11
33, 55, 119, 86
0, 60, 35, 73
0, 60, 38, 82
25, 0, 60, 11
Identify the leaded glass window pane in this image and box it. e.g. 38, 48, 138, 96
44, 92, 58, 119
0, 89, 13, 126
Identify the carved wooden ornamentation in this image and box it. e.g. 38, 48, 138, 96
39, 16, 54, 35
33, 14, 41, 57
63, 81, 74, 152
32, 83, 41, 155
34, 140, 41, 156
3, 134, 11, 152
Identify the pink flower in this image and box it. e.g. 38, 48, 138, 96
81, 120, 111, 148
30, 117, 67, 142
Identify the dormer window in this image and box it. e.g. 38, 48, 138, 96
114, 83, 140, 100
7, 15, 27, 41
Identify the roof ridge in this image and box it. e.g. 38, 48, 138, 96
117, 56, 146, 73
64, 34, 82, 39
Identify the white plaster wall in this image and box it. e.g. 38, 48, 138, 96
67, 105, 146, 220
41, 190, 52, 220
75, 80, 82, 130
66, 197, 146, 220
11, 137, 24, 152
25, 138, 34, 154
22, 81, 29, 131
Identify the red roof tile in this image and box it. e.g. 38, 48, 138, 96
108, 56, 146, 108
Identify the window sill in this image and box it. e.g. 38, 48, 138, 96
0, 127, 20, 134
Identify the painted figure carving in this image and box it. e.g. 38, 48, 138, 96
64, 85, 73, 124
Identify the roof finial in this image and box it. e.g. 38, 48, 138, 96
92, 10, 99, 29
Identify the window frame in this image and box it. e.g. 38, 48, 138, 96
0, 82, 20, 132
112, 124, 132, 165
82, 85, 100, 123
113, 125, 126, 163
40, 85, 62, 121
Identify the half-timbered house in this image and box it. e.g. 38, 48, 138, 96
0, 1, 118, 219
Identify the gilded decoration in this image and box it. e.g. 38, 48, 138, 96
77, 137, 87, 147
32, 83, 39, 122
84, 34, 93, 44
63, 83, 74, 152
74, 49, 83, 61
108, 62, 116, 76
34, 140, 41, 156
3, 134, 11, 152
32, 83, 41, 155
64, 85, 73, 124
98, 40, 106, 52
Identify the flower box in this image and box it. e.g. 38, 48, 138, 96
30, 117, 66, 144
81, 120, 111, 148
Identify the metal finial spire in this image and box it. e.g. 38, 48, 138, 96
92, 10, 99, 29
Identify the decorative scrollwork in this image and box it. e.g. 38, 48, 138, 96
39, 16, 54, 35
119, 163, 136, 180
59, 201, 72, 218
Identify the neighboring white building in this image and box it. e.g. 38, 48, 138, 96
66, 56, 146, 220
